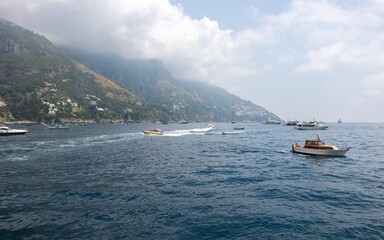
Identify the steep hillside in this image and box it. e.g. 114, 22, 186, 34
62, 49, 280, 122
0, 18, 151, 122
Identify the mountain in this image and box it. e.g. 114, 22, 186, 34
61, 49, 280, 122
0, 18, 151, 122
0, 18, 280, 123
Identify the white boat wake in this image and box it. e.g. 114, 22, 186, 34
163, 127, 214, 137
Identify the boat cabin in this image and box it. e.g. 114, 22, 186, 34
303, 138, 338, 150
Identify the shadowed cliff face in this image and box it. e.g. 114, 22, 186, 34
0, 38, 22, 55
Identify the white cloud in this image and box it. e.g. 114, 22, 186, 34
295, 43, 347, 72
360, 73, 384, 102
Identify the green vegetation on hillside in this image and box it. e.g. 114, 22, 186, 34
0, 18, 151, 122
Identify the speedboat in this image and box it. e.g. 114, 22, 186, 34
233, 126, 245, 130
292, 135, 350, 157
0, 125, 28, 136
143, 129, 164, 135
294, 121, 328, 130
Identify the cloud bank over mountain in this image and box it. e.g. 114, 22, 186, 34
1, 0, 383, 121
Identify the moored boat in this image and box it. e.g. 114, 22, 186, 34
294, 121, 328, 130
143, 129, 164, 135
292, 135, 350, 156
0, 125, 28, 136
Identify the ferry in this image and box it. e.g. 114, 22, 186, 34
292, 135, 350, 157
294, 121, 328, 130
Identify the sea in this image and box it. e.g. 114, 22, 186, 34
1, 122, 383, 239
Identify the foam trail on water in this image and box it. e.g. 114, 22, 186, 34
164, 127, 214, 137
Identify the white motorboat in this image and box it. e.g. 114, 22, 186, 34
294, 121, 328, 130
292, 135, 350, 157
263, 117, 282, 125
285, 119, 300, 126
0, 125, 28, 136
143, 129, 164, 136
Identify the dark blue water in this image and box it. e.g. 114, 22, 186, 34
1, 122, 384, 239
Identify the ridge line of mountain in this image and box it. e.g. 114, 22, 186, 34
0, 18, 280, 123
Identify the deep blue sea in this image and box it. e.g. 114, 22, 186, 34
1, 122, 384, 239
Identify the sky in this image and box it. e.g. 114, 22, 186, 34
1, 0, 383, 122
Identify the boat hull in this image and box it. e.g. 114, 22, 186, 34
294, 126, 328, 130
292, 145, 350, 156
0, 130, 28, 136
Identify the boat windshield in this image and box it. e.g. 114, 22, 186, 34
305, 140, 324, 145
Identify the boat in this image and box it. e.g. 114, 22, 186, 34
0, 125, 28, 136
285, 119, 300, 126
292, 135, 350, 156
233, 126, 245, 130
338, 118, 342, 123
294, 121, 328, 130
263, 117, 282, 125
143, 129, 164, 135
179, 120, 188, 124
48, 123, 70, 130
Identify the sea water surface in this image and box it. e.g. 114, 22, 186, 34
1, 122, 384, 239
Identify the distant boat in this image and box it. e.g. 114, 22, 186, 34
285, 119, 300, 126
48, 124, 70, 130
338, 118, 342, 123
0, 125, 28, 136
143, 129, 164, 136
263, 118, 282, 125
179, 120, 188, 124
294, 121, 328, 130
233, 126, 245, 130
292, 135, 350, 157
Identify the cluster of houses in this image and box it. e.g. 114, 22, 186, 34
41, 81, 107, 116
